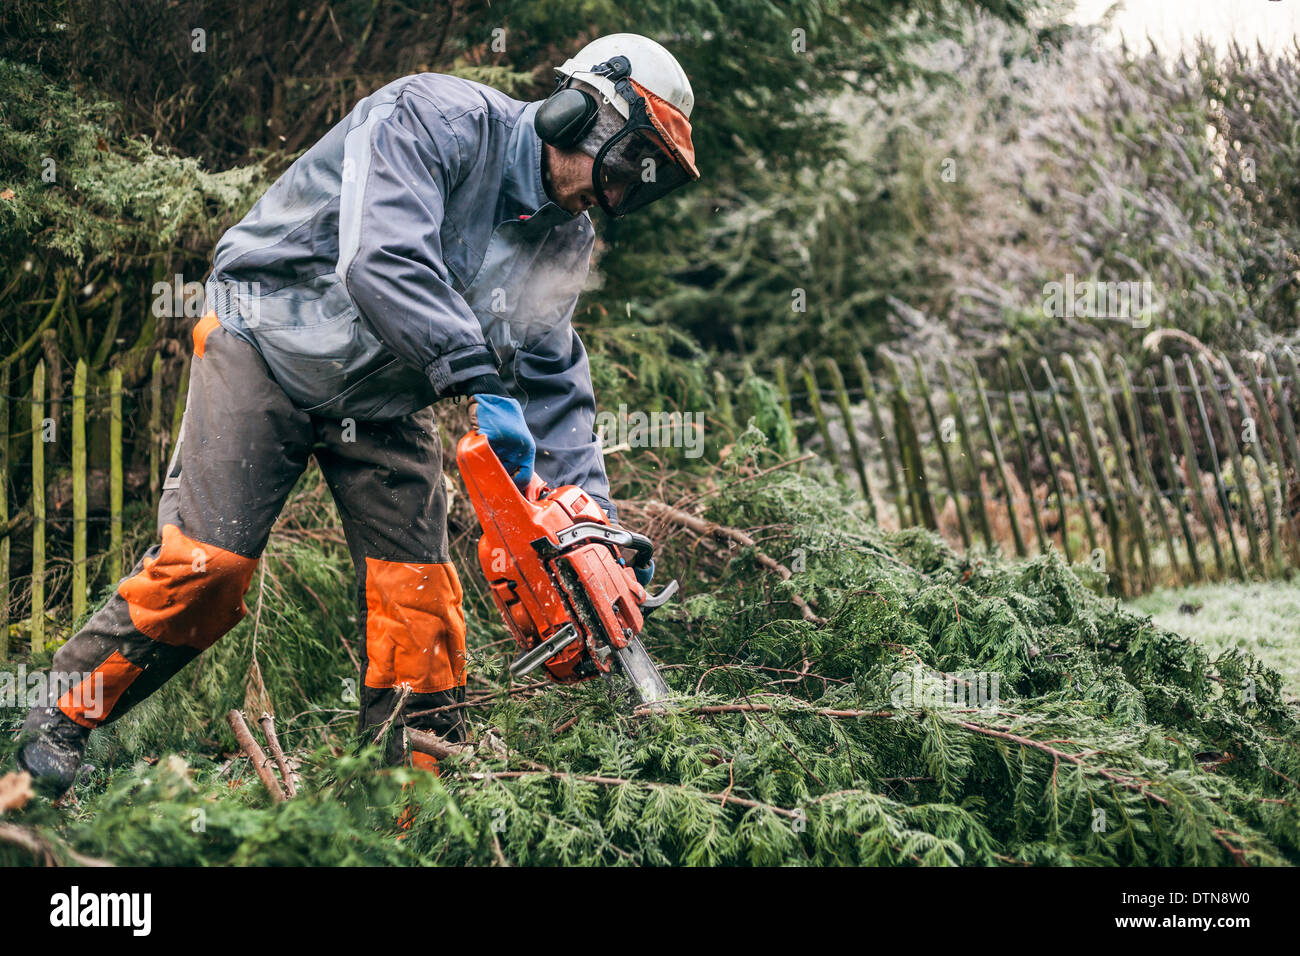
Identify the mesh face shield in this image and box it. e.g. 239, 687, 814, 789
593, 124, 693, 216
584, 67, 700, 217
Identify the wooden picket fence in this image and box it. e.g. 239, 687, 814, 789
0, 353, 179, 659
5, 341, 1299, 652
770, 348, 1300, 596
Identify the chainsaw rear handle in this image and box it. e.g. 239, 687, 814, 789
462, 430, 655, 568
458, 430, 550, 507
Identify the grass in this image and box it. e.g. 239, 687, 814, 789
1129, 579, 1300, 701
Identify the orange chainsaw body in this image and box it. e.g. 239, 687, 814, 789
456, 430, 651, 684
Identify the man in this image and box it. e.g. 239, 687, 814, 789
15, 33, 699, 795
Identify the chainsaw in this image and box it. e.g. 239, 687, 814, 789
455, 429, 676, 706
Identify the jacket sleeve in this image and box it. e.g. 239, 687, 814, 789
337, 88, 505, 398
509, 320, 618, 524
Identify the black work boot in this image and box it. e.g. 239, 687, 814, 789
15, 707, 91, 798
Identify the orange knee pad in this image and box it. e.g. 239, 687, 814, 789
362, 558, 467, 694
118, 523, 258, 651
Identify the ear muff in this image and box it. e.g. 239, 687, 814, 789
535, 87, 599, 148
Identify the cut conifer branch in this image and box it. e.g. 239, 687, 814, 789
646, 500, 825, 624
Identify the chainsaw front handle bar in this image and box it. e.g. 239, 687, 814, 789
550, 521, 655, 569
530, 520, 676, 615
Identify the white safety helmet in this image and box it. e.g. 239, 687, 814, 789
545, 33, 700, 216
556, 33, 696, 122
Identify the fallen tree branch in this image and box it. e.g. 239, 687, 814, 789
645, 500, 825, 624
227, 709, 286, 803
1141, 328, 1222, 369
259, 713, 298, 798
664, 703, 895, 719
637, 701, 1174, 806
675, 453, 815, 510
406, 727, 476, 762
371, 684, 412, 747
471, 767, 806, 821
954, 720, 1172, 807
404, 681, 549, 721
0, 510, 31, 542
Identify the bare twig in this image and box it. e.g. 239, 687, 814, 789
650, 702, 894, 719
1141, 328, 1222, 368
227, 709, 286, 803
0, 510, 31, 542
258, 712, 299, 798
0, 822, 113, 867
553, 714, 581, 735
371, 684, 413, 747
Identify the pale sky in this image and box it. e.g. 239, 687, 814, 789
1068, 0, 1300, 54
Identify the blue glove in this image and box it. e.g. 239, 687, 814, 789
634, 557, 655, 588
474, 394, 535, 490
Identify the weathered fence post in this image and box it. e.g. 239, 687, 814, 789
1221, 356, 1281, 570
31, 359, 46, 655
110, 367, 123, 583
885, 353, 937, 530
940, 359, 994, 548
1019, 359, 1074, 563
1265, 352, 1300, 548
800, 359, 846, 489
822, 357, 874, 516
1239, 352, 1293, 561
1061, 354, 1129, 593
712, 369, 736, 437
1085, 353, 1152, 590
773, 356, 795, 430
0, 363, 8, 661
970, 360, 1026, 557
1183, 356, 1246, 579
170, 354, 190, 448
1274, 351, 1300, 558
1113, 357, 1181, 584
1000, 360, 1048, 555
1041, 358, 1100, 562
1144, 367, 1205, 582
150, 351, 163, 514
1163, 356, 1226, 578
1197, 354, 1262, 573
855, 352, 908, 528
72, 359, 87, 622
916, 356, 972, 548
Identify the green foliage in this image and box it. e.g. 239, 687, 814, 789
1, 748, 431, 866
2, 0, 1297, 868
5, 423, 1298, 866
656, 14, 1300, 364
0, 59, 264, 268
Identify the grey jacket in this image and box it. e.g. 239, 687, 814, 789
204, 72, 617, 520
